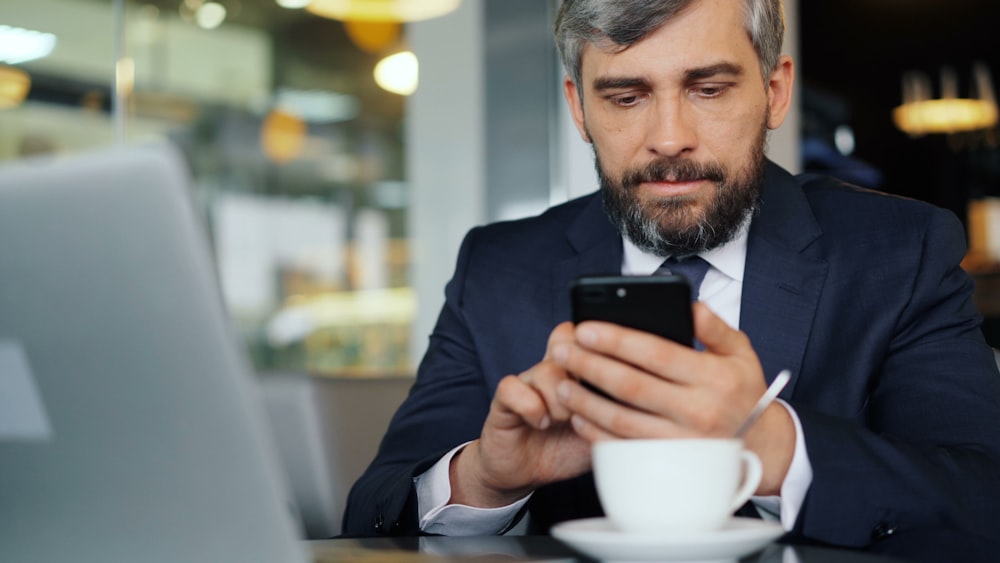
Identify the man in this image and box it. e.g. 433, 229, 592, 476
344, 0, 1000, 550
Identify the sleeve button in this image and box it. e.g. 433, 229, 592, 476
870, 522, 897, 541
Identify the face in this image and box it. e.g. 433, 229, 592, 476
564, 0, 794, 257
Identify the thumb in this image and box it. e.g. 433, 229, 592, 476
693, 302, 754, 358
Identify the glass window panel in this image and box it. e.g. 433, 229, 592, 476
0, 0, 414, 377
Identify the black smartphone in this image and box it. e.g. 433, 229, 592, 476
569, 274, 694, 399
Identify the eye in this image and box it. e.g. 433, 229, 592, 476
692, 84, 731, 98
609, 93, 643, 107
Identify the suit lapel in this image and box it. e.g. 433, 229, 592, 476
741, 163, 829, 394
550, 194, 623, 325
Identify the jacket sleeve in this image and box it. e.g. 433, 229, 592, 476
790, 208, 1000, 549
341, 228, 494, 537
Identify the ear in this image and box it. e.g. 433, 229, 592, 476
563, 76, 592, 143
765, 55, 795, 130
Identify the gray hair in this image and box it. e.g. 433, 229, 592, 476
555, 0, 785, 90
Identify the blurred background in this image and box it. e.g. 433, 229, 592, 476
1, 0, 998, 376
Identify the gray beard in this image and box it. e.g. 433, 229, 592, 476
597, 128, 768, 258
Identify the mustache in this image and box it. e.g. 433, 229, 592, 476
619, 158, 726, 189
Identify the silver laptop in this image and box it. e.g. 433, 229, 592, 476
0, 144, 310, 563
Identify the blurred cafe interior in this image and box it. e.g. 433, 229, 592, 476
2, 0, 999, 538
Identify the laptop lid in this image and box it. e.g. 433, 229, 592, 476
0, 144, 309, 563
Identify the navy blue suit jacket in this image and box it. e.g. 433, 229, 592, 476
343, 163, 1000, 548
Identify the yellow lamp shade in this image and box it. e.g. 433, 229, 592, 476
893, 98, 999, 136
306, 0, 462, 22
343, 20, 401, 52
0, 65, 31, 109
261, 110, 307, 164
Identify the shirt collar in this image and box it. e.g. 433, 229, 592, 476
620, 219, 750, 282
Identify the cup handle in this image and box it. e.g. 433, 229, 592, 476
728, 450, 763, 513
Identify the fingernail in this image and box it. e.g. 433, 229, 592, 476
557, 381, 571, 401
577, 325, 597, 346
539, 415, 551, 430
571, 414, 585, 431
552, 344, 568, 364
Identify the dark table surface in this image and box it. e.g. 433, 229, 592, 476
309, 534, 973, 563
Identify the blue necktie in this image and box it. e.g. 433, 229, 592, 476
657, 256, 710, 350
656, 256, 710, 302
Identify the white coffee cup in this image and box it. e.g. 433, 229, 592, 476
592, 438, 762, 535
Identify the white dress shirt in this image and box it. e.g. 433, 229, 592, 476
414, 225, 813, 535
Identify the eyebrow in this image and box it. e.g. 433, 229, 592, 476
685, 62, 744, 81
590, 62, 745, 93
591, 77, 650, 92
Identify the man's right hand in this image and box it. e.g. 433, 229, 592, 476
447, 322, 592, 508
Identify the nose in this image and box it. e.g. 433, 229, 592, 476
645, 97, 698, 157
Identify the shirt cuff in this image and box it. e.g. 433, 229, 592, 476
751, 398, 812, 530
413, 441, 531, 536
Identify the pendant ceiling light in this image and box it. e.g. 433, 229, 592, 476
893, 99, 998, 136
894, 63, 998, 136
306, 0, 462, 22
0, 65, 31, 109
344, 21, 401, 52
374, 51, 418, 96
261, 109, 307, 164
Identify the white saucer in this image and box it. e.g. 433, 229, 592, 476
550, 516, 784, 562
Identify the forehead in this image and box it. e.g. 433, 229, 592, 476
579, 0, 758, 83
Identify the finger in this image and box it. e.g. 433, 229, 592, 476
543, 321, 577, 360
558, 346, 760, 437
492, 374, 551, 430
520, 361, 574, 422
558, 379, 693, 440
554, 338, 682, 411
693, 302, 755, 360
572, 320, 703, 385
568, 414, 618, 442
